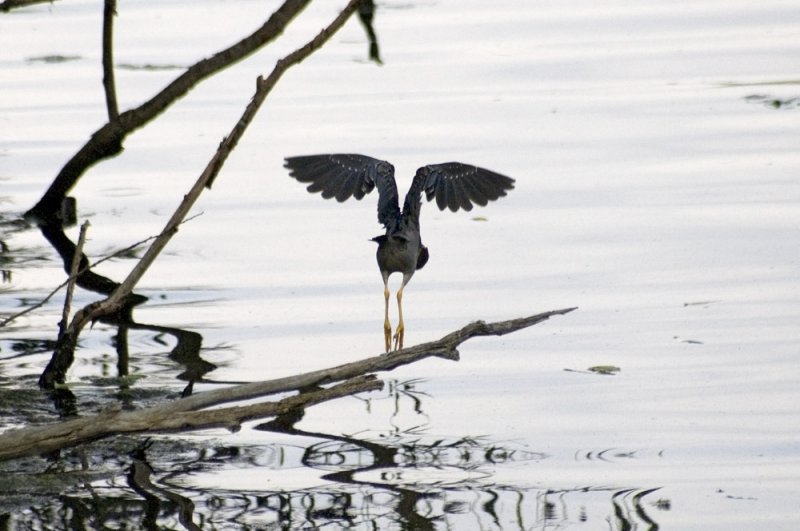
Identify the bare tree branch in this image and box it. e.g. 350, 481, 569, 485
57, 221, 89, 340
153, 307, 578, 415
37, 0, 364, 388
102, 0, 119, 121
0, 376, 383, 461
0, 0, 55, 12
205, 0, 363, 188
99, 0, 364, 316
25, 0, 316, 222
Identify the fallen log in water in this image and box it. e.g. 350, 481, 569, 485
0, 308, 576, 461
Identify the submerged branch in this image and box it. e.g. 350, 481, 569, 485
3, 308, 575, 460
0, 376, 383, 461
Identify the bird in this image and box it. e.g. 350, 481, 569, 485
284, 154, 515, 352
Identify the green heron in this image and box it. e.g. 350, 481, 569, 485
284, 154, 515, 352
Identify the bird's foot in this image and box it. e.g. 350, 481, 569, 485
383, 320, 392, 353
392, 324, 404, 351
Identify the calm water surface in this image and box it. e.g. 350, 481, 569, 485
1, 0, 799, 529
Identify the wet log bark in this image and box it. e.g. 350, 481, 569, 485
0, 308, 575, 461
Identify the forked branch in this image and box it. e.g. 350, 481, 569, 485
37, 0, 363, 389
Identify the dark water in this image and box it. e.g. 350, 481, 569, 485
2, 0, 800, 529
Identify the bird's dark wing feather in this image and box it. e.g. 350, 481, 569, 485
402, 162, 515, 222
284, 154, 401, 230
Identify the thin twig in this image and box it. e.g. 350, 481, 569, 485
0, 213, 202, 329
101, 0, 119, 121
57, 221, 89, 339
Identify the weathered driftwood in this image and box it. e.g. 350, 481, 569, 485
0, 376, 382, 461
146, 308, 577, 415
0, 308, 575, 460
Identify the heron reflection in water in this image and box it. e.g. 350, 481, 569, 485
285, 154, 515, 352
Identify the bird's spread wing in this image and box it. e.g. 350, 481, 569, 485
402, 162, 515, 221
284, 154, 401, 230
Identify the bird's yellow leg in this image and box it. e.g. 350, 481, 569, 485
393, 286, 405, 351
383, 284, 392, 352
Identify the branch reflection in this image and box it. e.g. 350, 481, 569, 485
0, 378, 668, 530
